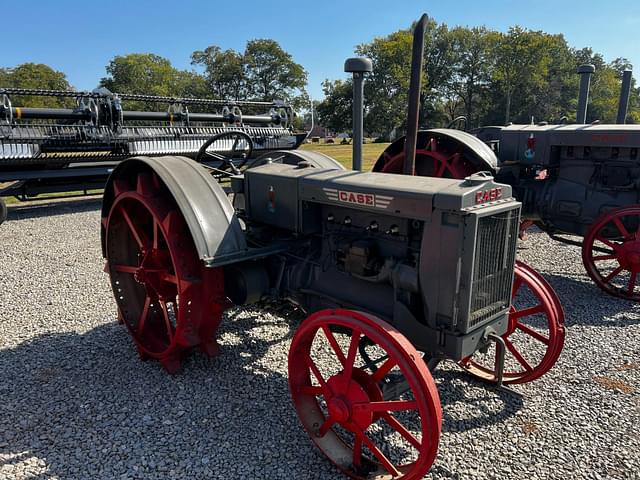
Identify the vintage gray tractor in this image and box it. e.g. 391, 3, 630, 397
100, 15, 564, 479
374, 29, 640, 302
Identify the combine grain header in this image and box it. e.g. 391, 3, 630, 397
0, 88, 304, 224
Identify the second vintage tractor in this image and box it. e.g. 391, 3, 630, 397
374, 32, 640, 301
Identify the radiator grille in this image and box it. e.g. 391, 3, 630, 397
468, 208, 519, 329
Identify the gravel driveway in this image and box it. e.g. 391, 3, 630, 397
0, 199, 639, 480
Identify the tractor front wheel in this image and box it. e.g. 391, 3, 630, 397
582, 205, 640, 301
459, 261, 565, 384
289, 309, 442, 479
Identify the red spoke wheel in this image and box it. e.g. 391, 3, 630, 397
459, 261, 565, 384
289, 309, 441, 479
582, 205, 640, 301
374, 136, 478, 178
104, 170, 226, 373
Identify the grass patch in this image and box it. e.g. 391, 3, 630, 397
1, 143, 391, 207
3, 189, 103, 205
300, 142, 390, 170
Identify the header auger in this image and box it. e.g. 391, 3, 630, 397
0, 87, 303, 225
100, 13, 564, 479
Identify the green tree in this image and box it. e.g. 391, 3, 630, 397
100, 54, 184, 96
315, 79, 353, 133
491, 27, 555, 123
448, 26, 496, 127
355, 29, 415, 138
243, 39, 307, 102
100, 54, 209, 110
0, 63, 73, 107
191, 46, 245, 100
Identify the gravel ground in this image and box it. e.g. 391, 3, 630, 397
0, 198, 639, 480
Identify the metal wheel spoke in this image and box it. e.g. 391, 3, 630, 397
612, 216, 631, 239
318, 416, 336, 437
138, 295, 151, 334
158, 300, 174, 342
342, 330, 361, 380
352, 435, 363, 467
515, 322, 550, 345
358, 431, 401, 477
119, 205, 149, 250
299, 385, 324, 396
321, 325, 347, 366
381, 412, 422, 450
511, 304, 545, 319
371, 357, 398, 382
231, 136, 240, 156
443, 153, 460, 177
504, 338, 533, 372
596, 235, 617, 250
160, 272, 179, 284
603, 265, 624, 284
112, 264, 138, 274
153, 220, 159, 250
354, 400, 418, 414
435, 158, 447, 177
592, 253, 616, 261
305, 355, 330, 393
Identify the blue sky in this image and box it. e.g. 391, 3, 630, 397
2, 0, 639, 100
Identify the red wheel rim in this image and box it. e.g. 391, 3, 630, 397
289, 309, 441, 479
459, 261, 565, 384
582, 205, 640, 301
375, 137, 478, 178
105, 171, 225, 372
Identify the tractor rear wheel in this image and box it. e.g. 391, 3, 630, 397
582, 205, 640, 301
459, 261, 565, 384
104, 170, 226, 373
289, 309, 441, 480
372, 130, 495, 178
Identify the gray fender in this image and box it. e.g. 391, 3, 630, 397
427, 129, 499, 172
101, 155, 247, 265
252, 149, 346, 170
374, 128, 498, 174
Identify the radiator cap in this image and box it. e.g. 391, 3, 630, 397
464, 171, 494, 186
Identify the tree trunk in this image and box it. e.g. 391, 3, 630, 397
504, 89, 512, 124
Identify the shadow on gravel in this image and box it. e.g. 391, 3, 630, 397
433, 369, 524, 434
538, 273, 640, 327
5, 197, 102, 222
0, 311, 527, 479
0, 313, 307, 479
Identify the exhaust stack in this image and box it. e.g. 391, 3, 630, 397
345, 57, 372, 171
616, 70, 633, 124
404, 14, 429, 175
576, 64, 595, 124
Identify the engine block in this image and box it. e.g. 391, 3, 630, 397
228, 163, 521, 360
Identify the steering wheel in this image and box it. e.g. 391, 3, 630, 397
446, 116, 467, 131
195, 131, 254, 173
